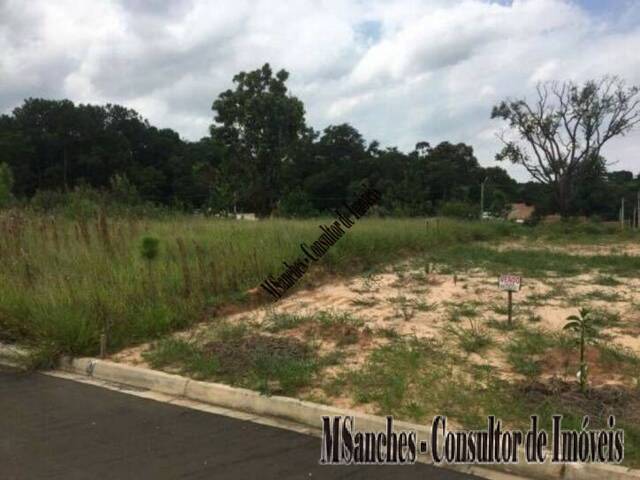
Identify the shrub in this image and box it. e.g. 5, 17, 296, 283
439, 201, 478, 219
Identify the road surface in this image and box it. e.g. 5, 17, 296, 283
0, 366, 478, 479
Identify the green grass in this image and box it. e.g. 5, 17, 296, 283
446, 301, 481, 322
0, 214, 523, 360
425, 244, 640, 278
339, 334, 640, 466
568, 290, 624, 305
4, 211, 638, 362
145, 324, 323, 395
504, 327, 557, 379
594, 275, 621, 286
262, 312, 308, 332
414, 300, 438, 312
446, 321, 493, 353
486, 317, 520, 332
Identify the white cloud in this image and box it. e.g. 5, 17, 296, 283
1, 0, 639, 180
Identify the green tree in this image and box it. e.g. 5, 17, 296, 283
563, 308, 600, 393
277, 189, 318, 217
0, 162, 14, 207
210, 64, 307, 216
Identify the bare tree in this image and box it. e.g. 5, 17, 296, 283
491, 76, 640, 216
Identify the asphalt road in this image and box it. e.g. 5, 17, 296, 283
0, 366, 478, 479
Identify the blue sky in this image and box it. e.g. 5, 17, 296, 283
1, 0, 639, 180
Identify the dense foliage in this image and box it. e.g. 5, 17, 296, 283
0, 64, 638, 218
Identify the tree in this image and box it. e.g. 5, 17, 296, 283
563, 308, 600, 393
0, 162, 13, 207
492, 77, 640, 216
210, 64, 307, 216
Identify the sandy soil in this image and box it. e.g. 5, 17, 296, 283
112, 240, 640, 396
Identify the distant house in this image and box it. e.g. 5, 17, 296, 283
507, 203, 535, 223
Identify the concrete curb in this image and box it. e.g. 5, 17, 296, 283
0, 342, 30, 368
57, 357, 640, 480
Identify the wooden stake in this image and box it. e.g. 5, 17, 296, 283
99, 332, 107, 359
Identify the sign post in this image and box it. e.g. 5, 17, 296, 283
499, 274, 521, 325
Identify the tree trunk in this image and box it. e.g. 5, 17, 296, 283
555, 176, 572, 217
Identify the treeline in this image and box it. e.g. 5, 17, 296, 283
0, 63, 637, 219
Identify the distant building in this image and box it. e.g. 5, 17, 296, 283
507, 203, 535, 223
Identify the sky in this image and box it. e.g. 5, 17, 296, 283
1, 0, 639, 181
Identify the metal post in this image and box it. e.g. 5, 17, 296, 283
480, 181, 485, 220
99, 332, 107, 359
507, 291, 513, 325
480, 177, 489, 220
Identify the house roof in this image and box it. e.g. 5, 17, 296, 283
507, 203, 535, 221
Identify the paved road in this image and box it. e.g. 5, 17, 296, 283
0, 367, 478, 479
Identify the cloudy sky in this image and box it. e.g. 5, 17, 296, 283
1, 0, 639, 180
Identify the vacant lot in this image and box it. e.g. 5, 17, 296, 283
2, 211, 639, 465
125, 237, 640, 466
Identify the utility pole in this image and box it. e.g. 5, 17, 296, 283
480, 177, 489, 220
620, 197, 625, 229
637, 190, 639, 229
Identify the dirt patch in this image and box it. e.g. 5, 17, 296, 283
203, 334, 312, 376
523, 378, 640, 425
540, 346, 635, 388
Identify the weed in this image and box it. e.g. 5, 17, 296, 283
262, 312, 308, 332
486, 318, 519, 332
144, 338, 219, 379
446, 301, 480, 322
376, 327, 400, 339
311, 310, 364, 346
414, 300, 438, 312
569, 290, 623, 305
594, 275, 621, 286
505, 328, 556, 379
446, 319, 493, 353
350, 297, 378, 307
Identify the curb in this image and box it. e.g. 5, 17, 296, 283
0, 342, 30, 368
54, 357, 640, 480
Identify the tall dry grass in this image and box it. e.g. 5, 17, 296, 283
0, 211, 540, 361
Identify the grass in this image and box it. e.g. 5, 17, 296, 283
261, 309, 365, 346
425, 244, 640, 278
0, 214, 524, 360
4, 210, 639, 362
350, 297, 378, 307
340, 334, 640, 466
262, 312, 307, 332
145, 323, 326, 395
568, 289, 624, 305
446, 320, 493, 353
594, 275, 622, 286
486, 317, 519, 331
414, 300, 438, 312
504, 327, 557, 379
446, 301, 481, 322
4, 209, 640, 465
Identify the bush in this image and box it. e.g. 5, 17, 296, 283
0, 163, 13, 208
439, 201, 478, 219
276, 189, 318, 217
